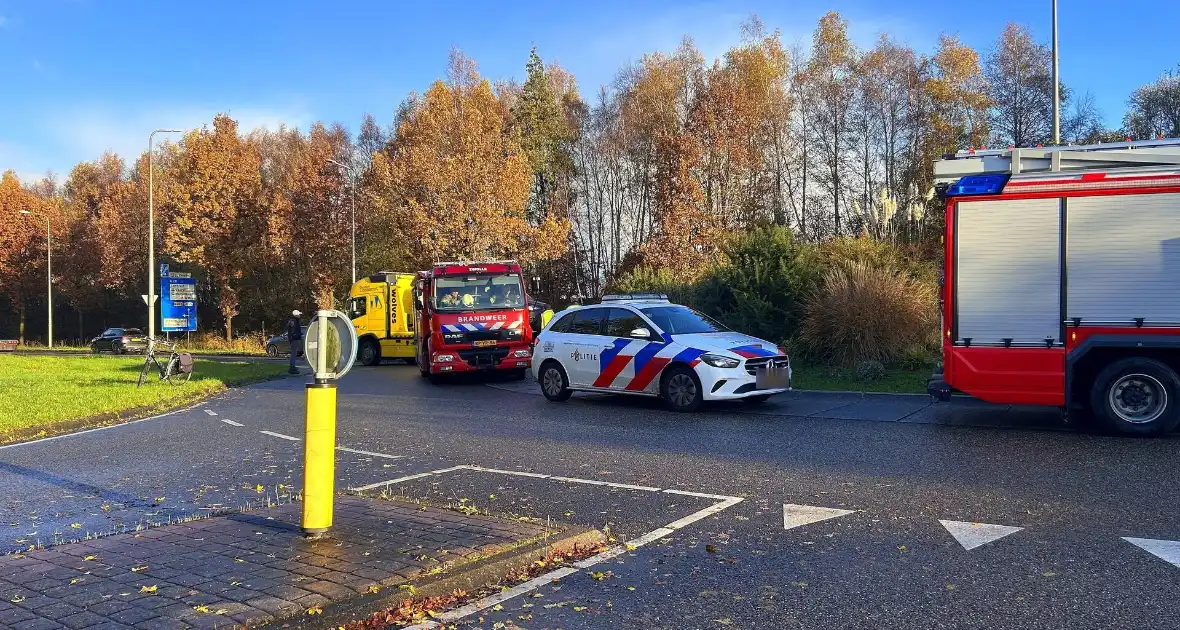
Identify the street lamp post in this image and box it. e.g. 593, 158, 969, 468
148, 129, 183, 344
1052, 0, 1060, 145
327, 158, 357, 284
19, 209, 51, 347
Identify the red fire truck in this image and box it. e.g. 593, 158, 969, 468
927, 138, 1180, 436
412, 260, 534, 381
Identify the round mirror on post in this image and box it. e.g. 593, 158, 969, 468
304, 309, 359, 381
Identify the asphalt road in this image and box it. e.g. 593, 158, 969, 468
2, 364, 1180, 629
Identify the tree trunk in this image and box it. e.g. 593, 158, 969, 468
225, 316, 233, 341
78, 309, 84, 343
18, 303, 26, 346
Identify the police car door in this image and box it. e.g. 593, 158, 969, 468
563, 308, 610, 387
591, 308, 652, 390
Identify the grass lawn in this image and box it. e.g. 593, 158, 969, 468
0, 354, 288, 442
790, 362, 930, 394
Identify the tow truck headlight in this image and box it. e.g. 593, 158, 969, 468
513, 349, 531, 358
700, 353, 740, 369
435, 354, 455, 362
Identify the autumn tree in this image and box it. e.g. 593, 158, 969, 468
805, 12, 857, 237
1124, 66, 1180, 139
985, 23, 1062, 147
365, 51, 569, 270
0, 171, 57, 343
160, 114, 264, 339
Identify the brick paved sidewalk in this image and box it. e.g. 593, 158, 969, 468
0, 496, 555, 629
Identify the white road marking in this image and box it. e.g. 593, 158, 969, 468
219, 419, 244, 427
664, 489, 736, 500
1123, 537, 1180, 568
940, 520, 1024, 551
259, 430, 299, 441
783, 504, 856, 530
379, 464, 742, 630
203, 409, 218, 416
0, 403, 200, 452
336, 446, 403, 459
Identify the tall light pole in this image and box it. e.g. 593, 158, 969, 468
327, 158, 357, 284
148, 129, 183, 343
1052, 0, 1061, 145
19, 210, 52, 347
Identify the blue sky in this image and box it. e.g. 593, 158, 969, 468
1, 0, 1178, 181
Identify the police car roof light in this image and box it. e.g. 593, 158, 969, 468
601, 293, 669, 302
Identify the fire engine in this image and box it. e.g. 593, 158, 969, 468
927, 138, 1180, 436
412, 260, 534, 381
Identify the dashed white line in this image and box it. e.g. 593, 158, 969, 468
203, 409, 218, 416
349, 466, 468, 492
219, 419, 244, 427
463, 465, 550, 479
336, 446, 403, 460
259, 430, 299, 441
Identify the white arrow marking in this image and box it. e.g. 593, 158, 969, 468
783, 504, 855, 530
203, 409, 218, 416
220, 419, 244, 427
939, 520, 1024, 550
1123, 537, 1180, 568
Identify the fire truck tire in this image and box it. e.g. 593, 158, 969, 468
359, 339, 381, 366
661, 365, 703, 412
539, 361, 572, 402
1090, 357, 1180, 437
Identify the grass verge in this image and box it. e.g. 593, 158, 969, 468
791, 362, 929, 394
0, 354, 289, 444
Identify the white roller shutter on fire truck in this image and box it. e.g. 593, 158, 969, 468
1066, 192, 1180, 325
956, 198, 1061, 346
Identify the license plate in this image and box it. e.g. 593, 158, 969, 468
474, 340, 496, 348
756, 364, 790, 389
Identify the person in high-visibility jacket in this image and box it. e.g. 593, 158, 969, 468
540, 308, 555, 329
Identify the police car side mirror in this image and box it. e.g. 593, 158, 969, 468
630, 327, 651, 340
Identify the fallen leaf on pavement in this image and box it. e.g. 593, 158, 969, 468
193, 605, 210, 613
307, 605, 323, 615
1042, 571, 1057, 577
715, 619, 733, 626
70, 523, 82, 529
83, 555, 98, 561
573, 606, 587, 612
367, 585, 381, 594
492, 604, 503, 612
139, 585, 157, 594
131, 566, 148, 572
706, 544, 718, 553
10, 595, 25, 603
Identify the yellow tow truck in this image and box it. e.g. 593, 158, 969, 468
348, 272, 417, 366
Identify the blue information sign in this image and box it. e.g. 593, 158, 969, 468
160, 270, 197, 332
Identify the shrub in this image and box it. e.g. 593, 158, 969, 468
185, 331, 267, 355
820, 237, 938, 285
800, 261, 938, 367
699, 225, 821, 345
856, 360, 887, 381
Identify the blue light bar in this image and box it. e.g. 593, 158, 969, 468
946, 174, 1010, 197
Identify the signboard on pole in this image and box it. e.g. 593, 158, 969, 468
160, 268, 197, 332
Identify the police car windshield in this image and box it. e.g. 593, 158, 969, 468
434, 274, 524, 311
639, 306, 730, 335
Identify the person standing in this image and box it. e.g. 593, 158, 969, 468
286, 310, 303, 374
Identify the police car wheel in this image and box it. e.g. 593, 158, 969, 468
661, 365, 702, 412
540, 361, 571, 402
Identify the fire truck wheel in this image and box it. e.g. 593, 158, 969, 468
539, 361, 571, 402
1090, 357, 1180, 437
359, 340, 381, 366
661, 365, 703, 412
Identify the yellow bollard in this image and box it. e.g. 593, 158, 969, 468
302, 382, 337, 536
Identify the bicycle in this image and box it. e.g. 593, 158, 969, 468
137, 338, 195, 387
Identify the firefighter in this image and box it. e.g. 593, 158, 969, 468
440, 289, 462, 307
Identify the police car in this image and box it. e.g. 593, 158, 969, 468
532, 294, 791, 411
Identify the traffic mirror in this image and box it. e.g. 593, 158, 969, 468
304, 309, 358, 380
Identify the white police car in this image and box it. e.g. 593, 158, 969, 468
532, 294, 791, 411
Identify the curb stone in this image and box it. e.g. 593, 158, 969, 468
267, 526, 608, 629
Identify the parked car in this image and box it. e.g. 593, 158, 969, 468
90, 328, 148, 354
265, 327, 307, 357
532, 294, 791, 412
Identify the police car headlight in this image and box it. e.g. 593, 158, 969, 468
700, 353, 740, 369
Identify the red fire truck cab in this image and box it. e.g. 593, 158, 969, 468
412, 260, 534, 381
928, 138, 1180, 436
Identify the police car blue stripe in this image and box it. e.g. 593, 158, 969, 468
600, 338, 633, 373
630, 341, 666, 374
672, 347, 707, 364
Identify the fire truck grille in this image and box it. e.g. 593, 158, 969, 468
744, 356, 790, 376
457, 348, 511, 369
